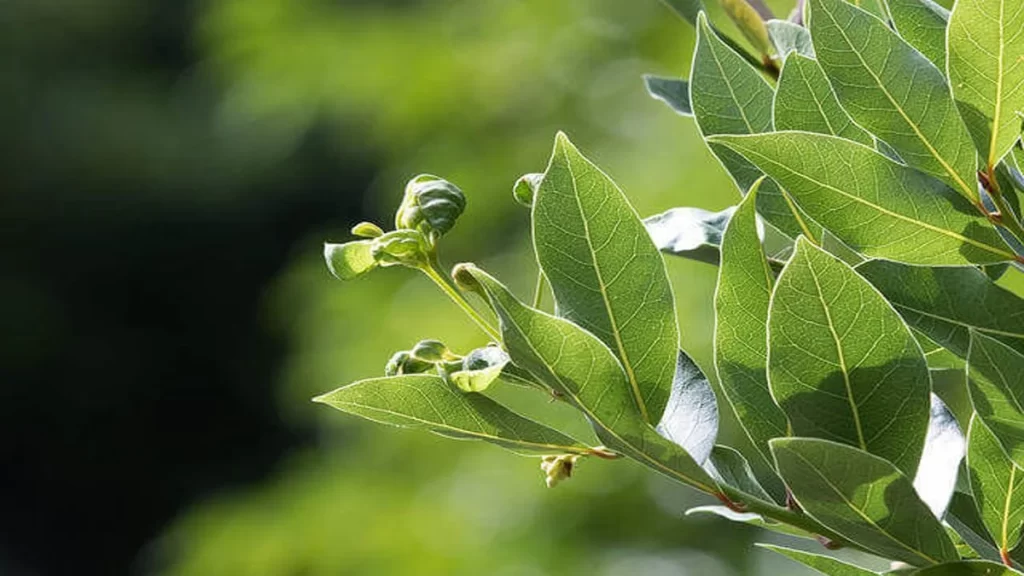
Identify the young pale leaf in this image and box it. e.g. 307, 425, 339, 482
456, 265, 719, 493
703, 445, 773, 502
685, 505, 817, 539
691, 13, 812, 239
910, 562, 1023, 575
716, 0, 774, 59
714, 182, 789, 481
808, 0, 979, 201
768, 238, 931, 476
533, 132, 678, 425
857, 261, 1024, 358
948, 0, 1024, 168
766, 19, 814, 57
708, 132, 1017, 265
758, 544, 879, 575
969, 332, 1024, 468
313, 374, 590, 456
324, 240, 377, 280
888, 0, 949, 70
657, 350, 718, 464
643, 75, 692, 117
448, 346, 510, 393
770, 438, 960, 567
913, 394, 966, 519
773, 54, 873, 146
967, 415, 1024, 560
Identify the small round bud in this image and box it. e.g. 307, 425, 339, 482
351, 221, 385, 238
384, 351, 432, 376
411, 339, 453, 362
512, 173, 544, 207
371, 230, 431, 269
395, 174, 466, 242
452, 263, 483, 295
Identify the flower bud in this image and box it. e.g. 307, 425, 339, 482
384, 351, 433, 376
371, 229, 431, 269
411, 339, 454, 362
513, 173, 544, 207
395, 174, 466, 242
540, 454, 579, 488
351, 221, 385, 238
448, 345, 509, 393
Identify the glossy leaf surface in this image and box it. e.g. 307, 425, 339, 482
657, 350, 719, 464
969, 332, 1024, 467
773, 54, 872, 146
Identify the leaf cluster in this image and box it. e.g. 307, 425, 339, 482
315, 0, 1024, 572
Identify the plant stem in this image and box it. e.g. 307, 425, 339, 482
981, 166, 1024, 248
421, 260, 502, 342
532, 270, 548, 309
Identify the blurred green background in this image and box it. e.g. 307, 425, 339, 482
1, 0, 982, 575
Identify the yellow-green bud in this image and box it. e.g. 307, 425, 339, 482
513, 173, 543, 207
411, 339, 454, 362
371, 229, 431, 269
384, 351, 433, 376
540, 454, 579, 488
395, 174, 466, 242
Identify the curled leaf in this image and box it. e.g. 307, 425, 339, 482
371, 229, 431, 269
324, 240, 378, 280
395, 174, 466, 241
512, 173, 543, 207
448, 345, 510, 393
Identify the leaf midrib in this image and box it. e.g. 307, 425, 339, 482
988, 0, 1007, 168
1002, 464, 1017, 552
820, 0, 977, 201
714, 138, 1015, 260
806, 254, 868, 451
893, 302, 1024, 341
560, 143, 652, 423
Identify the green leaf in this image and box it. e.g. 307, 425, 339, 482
714, 182, 789, 481
685, 505, 817, 539
948, 490, 1014, 565
857, 260, 1024, 358
456, 264, 719, 492
948, 0, 1024, 168
770, 438, 960, 567
691, 13, 811, 239
313, 374, 591, 456
660, 0, 704, 24
967, 414, 1024, 559
914, 394, 966, 518
773, 53, 873, 146
708, 132, 1016, 265
766, 19, 814, 58
767, 238, 931, 476
887, 0, 949, 70
658, 350, 719, 464
910, 560, 1023, 575
324, 240, 377, 280
703, 445, 773, 502
533, 132, 679, 425
808, 0, 979, 201
969, 332, 1024, 468
643, 75, 692, 117
758, 543, 880, 575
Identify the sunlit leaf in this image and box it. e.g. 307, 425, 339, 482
324, 240, 377, 280
771, 438, 959, 567
887, 0, 949, 70
643, 75, 692, 117
313, 374, 590, 456
909, 560, 1023, 575
686, 505, 817, 539
533, 132, 678, 424
759, 543, 879, 575
968, 332, 1024, 468
714, 181, 788, 484
657, 350, 718, 465
773, 53, 872, 146
948, 0, 1024, 168
457, 265, 719, 493
708, 132, 1015, 265
967, 414, 1024, 560
808, 0, 979, 201
768, 238, 931, 476
766, 19, 814, 57
703, 445, 772, 502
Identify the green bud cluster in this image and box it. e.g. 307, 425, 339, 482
395, 174, 466, 243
